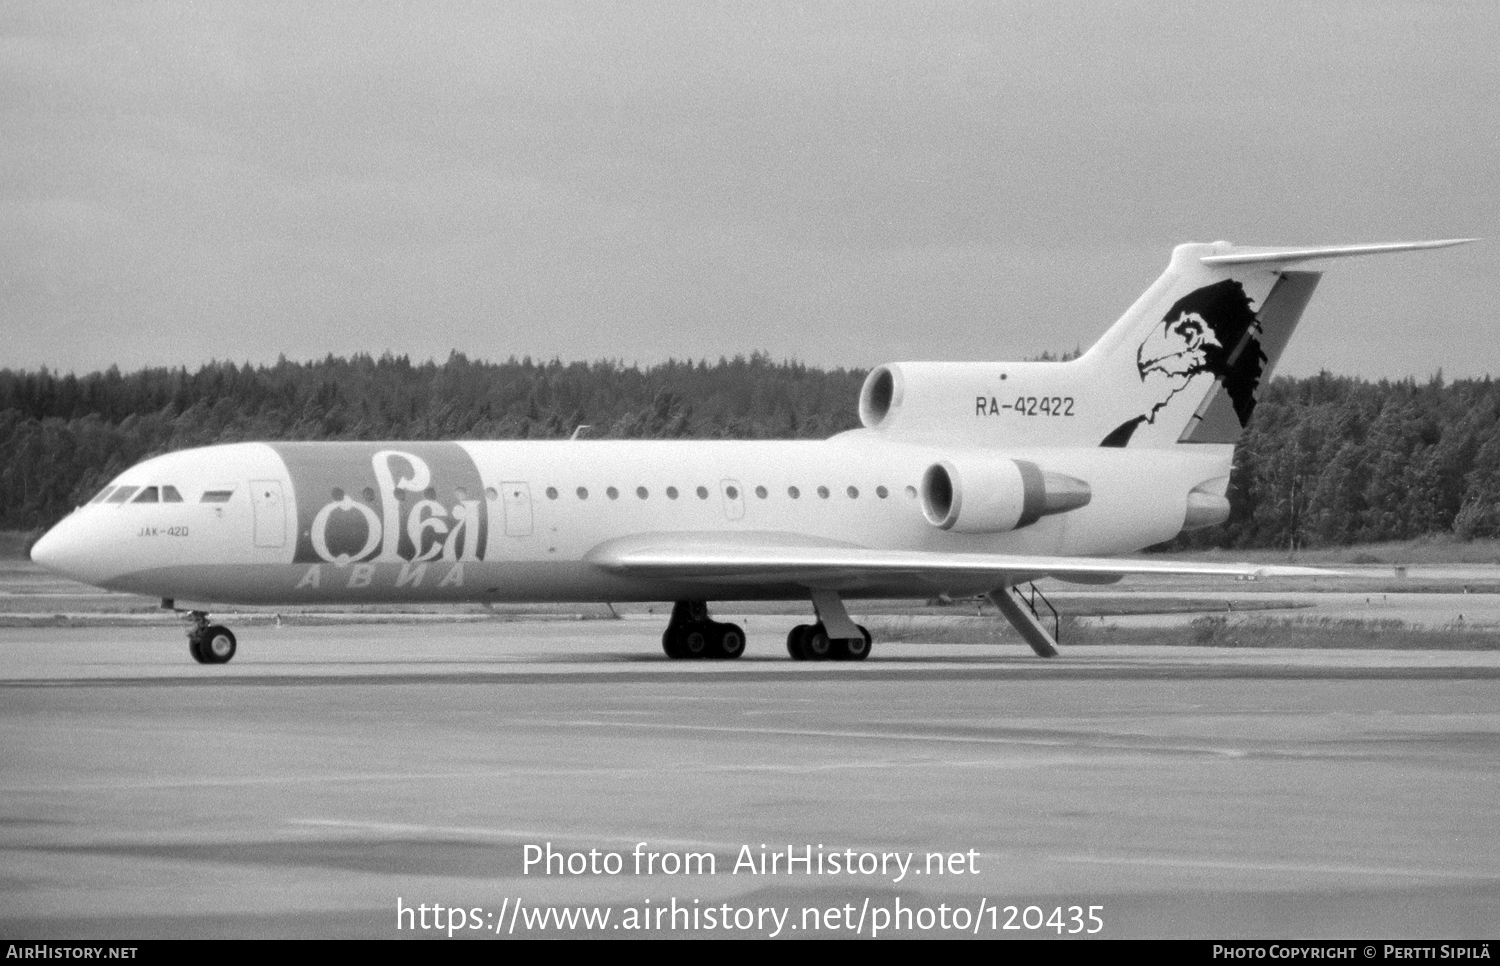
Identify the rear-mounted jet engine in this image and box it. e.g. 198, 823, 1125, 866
920, 458, 1091, 533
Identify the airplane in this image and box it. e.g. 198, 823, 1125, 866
28, 238, 1475, 665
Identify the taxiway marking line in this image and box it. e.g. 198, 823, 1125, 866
289, 818, 726, 850
2, 754, 1089, 793
1057, 853, 1500, 881
534, 717, 1249, 758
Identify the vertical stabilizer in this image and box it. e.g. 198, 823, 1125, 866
1083, 239, 1474, 448
855, 238, 1472, 451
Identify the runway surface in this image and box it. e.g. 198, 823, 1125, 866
3, 617, 1498, 939
1058, 589, 1500, 630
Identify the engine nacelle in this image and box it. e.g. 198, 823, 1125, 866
860, 362, 1017, 436
921, 458, 1091, 533
859, 364, 904, 429
1182, 477, 1232, 531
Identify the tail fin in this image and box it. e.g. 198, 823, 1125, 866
855, 238, 1473, 449
1083, 239, 1476, 448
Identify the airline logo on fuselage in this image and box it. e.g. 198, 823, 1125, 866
271, 443, 488, 566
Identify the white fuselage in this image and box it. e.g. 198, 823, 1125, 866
31, 431, 1230, 607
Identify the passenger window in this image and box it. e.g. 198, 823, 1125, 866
89, 487, 115, 504
755, 486, 767, 499
877, 486, 889, 499
636, 486, 649, 500
607, 487, 619, 500
905, 486, 917, 499
162, 486, 183, 503
546, 487, 559, 500
576, 487, 589, 500
132, 487, 160, 503
107, 487, 139, 504
788, 486, 800, 499
847, 486, 859, 498
696, 486, 709, 499
666, 486, 678, 499
201, 490, 234, 503
817, 486, 830, 499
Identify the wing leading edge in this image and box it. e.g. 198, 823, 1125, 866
585, 532, 1337, 594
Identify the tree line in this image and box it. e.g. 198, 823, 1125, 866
0, 353, 863, 530
1203, 370, 1500, 549
2, 354, 1497, 548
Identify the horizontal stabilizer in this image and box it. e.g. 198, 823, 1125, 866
1200, 238, 1477, 267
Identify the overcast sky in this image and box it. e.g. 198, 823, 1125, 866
3, 1, 1496, 379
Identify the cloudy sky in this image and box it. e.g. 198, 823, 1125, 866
3, 1, 1496, 379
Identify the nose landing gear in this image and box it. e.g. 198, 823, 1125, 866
661, 600, 745, 660
182, 609, 237, 665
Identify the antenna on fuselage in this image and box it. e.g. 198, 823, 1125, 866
570, 424, 592, 440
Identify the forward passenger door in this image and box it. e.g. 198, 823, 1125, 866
249, 480, 286, 548
500, 482, 533, 537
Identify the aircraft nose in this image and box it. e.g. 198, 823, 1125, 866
30, 515, 97, 584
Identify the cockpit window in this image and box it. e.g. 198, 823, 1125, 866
132, 487, 160, 503
162, 486, 183, 503
201, 490, 234, 503
89, 487, 115, 504
106, 487, 139, 504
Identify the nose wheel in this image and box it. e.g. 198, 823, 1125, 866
185, 611, 237, 665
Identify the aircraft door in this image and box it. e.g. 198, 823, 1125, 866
249, 480, 286, 548
720, 479, 745, 521
500, 482, 533, 536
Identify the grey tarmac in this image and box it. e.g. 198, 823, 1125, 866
2, 618, 1497, 939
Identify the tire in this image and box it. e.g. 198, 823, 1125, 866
805, 625, 832, 660
786, 623, 812, 661
188, 635, 208, 664
683, 626, 709, 658
662, 629, 687, 659
715, 623, 746, 660
835, 625, 873, 662
200, 625, 237, 664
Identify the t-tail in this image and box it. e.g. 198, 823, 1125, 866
1083, 239, 1476, 448
857, 239, 1477, 449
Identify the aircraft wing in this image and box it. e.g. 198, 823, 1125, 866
585, 531, 1338, 593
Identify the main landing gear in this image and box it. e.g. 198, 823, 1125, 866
183, 609, 237, 665
659, 593, 876, 662
785, 622, 871, 662
661, 600, 745, 660
787, 588, 871, 661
